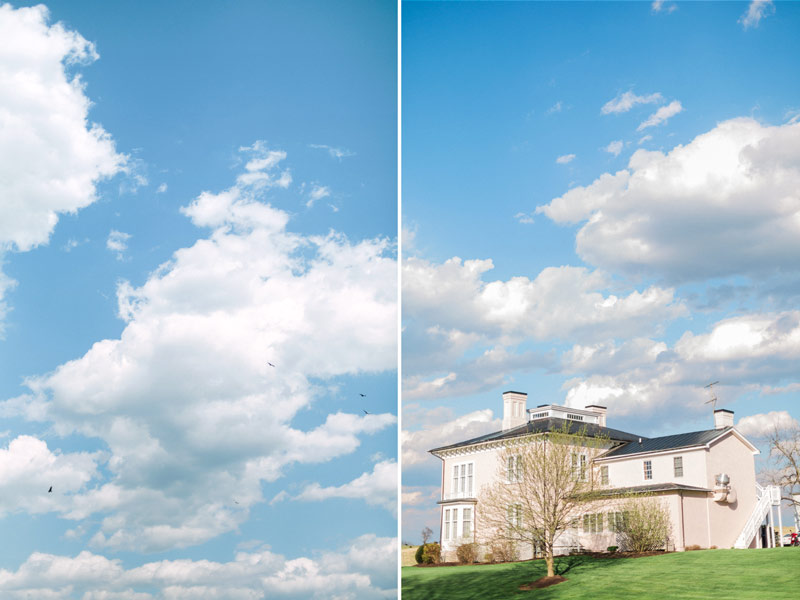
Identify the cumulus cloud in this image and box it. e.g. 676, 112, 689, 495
537, 118, 800, 284
651, 1, 677, 14
0, 4, 124, 327
559, 311, 800, 420
296, 459, 397, 514
0, 534, 396, 599
739, 0, 775, 29
106, 230, 131, 260
402, 408, 500, 468
737, 411, 799, 438
604, 140, 624, 157
637, 100, 683, 130
601, 91, 662, 115
546, 101, 563, 115
2, 143, 396, 552
556, 153, 575, 164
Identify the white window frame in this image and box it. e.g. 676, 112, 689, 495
600, 465, 609, 485
572, 452, 587, 481
451, 461, 474, 498
506, 454, 522, 483
673, 456, 683, 478
507, 504, 521, 528
643, 459, 653, 481
462, 507, 473, 539
444, 508, 451, 540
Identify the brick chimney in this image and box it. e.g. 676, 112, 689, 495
586, 404, 607, 427
502, 391, 527, 431
714, 409, 734, 430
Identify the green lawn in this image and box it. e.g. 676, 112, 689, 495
402, 548, 799, 600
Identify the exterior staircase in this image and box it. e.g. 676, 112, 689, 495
734, 483, 775, 549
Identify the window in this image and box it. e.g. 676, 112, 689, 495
508, 504, 521, 528
582, 513, 603, 534
567, 413, 584, 422
600, 465, 609, 485
451, 462, 474, 497
643, 460, 653, 480
674, 456, 683, 478
507, 455, 521, 483
608, 511, 625, 533
444, 509, 451, 540
572, 452, 587, 481
462, 508, 472, 538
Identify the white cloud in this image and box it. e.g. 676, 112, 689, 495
637, 100, 683, 131
0, 4, 124, 329
309, 144, 355, 160
546, 101, 562, 115
638, 134, 653, 145
537, 117, 800, 284
402, 408, 499, 468
2, 144, 397, 552
601, 91, 663, 115
651, 1, 677, 14
559, 311, 800, 420
556, 153, 575, 164
737, 411, 799, 438
604, 140, 624, 157
306, 184, 331, 208
514, 212, 535, 224
106, 230, 131, 260
739, 0, 775, 29
156, 183, 168, 194
296, 459, 397, 514
0, 535, 396, 599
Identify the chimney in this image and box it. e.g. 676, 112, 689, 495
502, 391, 527, 431
714, 409, 734, 430
586, 404, 607, 427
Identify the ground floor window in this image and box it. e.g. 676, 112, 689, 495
462, 507, 472, 538
444, 508, 452, 540
583, 513, 604, 534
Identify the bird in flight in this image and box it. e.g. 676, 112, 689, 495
362, 409, 370, 415
359, 393, 366, 397
48, 486, 53, 493
267, 362, 275, 368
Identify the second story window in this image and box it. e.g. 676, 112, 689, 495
674, 456, 683, 478
572, 452, 587, 481
643, 460, 653, 480
452, 462, 474, 497
507, 455, 521, 482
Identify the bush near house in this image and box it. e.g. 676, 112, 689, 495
416, 542, 441, 564
456, 542, 479, 564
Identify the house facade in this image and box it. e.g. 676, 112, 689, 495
430, 391, 779, 561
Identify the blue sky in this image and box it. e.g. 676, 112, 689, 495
0, 1, 396, 598
402, 1, 800, 544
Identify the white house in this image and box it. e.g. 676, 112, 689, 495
430, 391, 782, 560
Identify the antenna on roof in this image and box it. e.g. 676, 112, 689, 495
704, 381, 720, 412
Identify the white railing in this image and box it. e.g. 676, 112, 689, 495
734, 483, 771, 549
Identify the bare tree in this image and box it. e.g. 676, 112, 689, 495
477, 422, 610, 578
421, 526, 433, 545
765, 424, 800, 512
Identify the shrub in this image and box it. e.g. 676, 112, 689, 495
456, 542, 479, 564
483, 552, 494, 563
421, 542, 441, 564
607, 546, 618, 553
490, 540, 519, 563
617, 495, 673, 553
685, 544, 702, 551
415, 544, 425, 564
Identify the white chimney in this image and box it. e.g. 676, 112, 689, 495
502, 391, 527, 431
714, 409, 734, 430
586, 404, 607, 427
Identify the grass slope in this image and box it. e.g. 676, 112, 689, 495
402, 548, 799, 600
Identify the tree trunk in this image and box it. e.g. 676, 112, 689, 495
545, 552, 555, 578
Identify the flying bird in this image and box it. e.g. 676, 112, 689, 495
267, 362, 275, 368
362, 409, 371, 415
48, 486, 53, 493
359, 393, 366, 397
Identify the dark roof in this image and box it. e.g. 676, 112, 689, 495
429, 417, 642, 454
601, 427, 730, 459
594, 482, 712, 496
